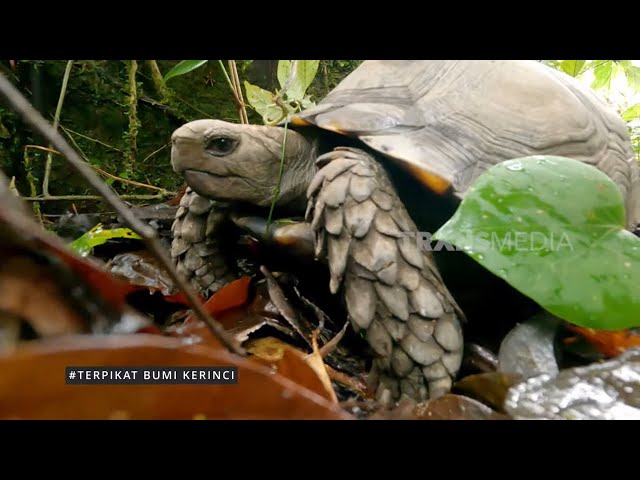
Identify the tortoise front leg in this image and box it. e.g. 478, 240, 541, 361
307, 147, 465, 402
171, 188, 238, 295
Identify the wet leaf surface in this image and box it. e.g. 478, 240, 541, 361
0, 335, 351, 420
107, 250, 177, 295
261, 266, 314, 344
246, 336, 337, 403
505, 348, 640, 419
201, 276, 251, 316
370, 395, 510, 420
462, 343, 498, 373
414, 395, 511, 420
454, 372, 523, 412
435, 155, 640, 330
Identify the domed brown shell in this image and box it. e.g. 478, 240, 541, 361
291, 60, 640, 228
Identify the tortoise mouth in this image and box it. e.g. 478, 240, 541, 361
184, 169, 237, 200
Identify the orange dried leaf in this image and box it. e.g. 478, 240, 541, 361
414, 395, 511, 420
325, 365, 371, 399
566, 325, 640, 357
0, 335, 351, 420
305, 331, 338, 403
453, 372, 522, 412
246, 337, 337, 403
0, 252, 87, 336
202, 276, 251, 316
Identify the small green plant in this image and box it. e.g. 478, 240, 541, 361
545, 60, 640, 159
244, 60, 320, 125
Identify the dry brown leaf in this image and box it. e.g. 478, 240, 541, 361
246, 336, 337, 403
305, 331, 338, 403
414, 394, 512, 420
0, 251, 88, 337
453, 372, 523, 412
0, 334, 352, 420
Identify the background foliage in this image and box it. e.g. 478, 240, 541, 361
0, 60, 361, 215
0, 59, 637, 219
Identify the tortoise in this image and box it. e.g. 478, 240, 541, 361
169, 60, 639, 403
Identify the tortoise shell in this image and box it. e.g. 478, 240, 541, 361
290, 60, 639, 228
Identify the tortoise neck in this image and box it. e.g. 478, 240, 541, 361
275, 129, 318, 212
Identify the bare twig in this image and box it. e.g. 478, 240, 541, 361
318, 321, 349, 358
24, 144, 173, 194
0, 72, 244, 356
141, 142, 169, 163
217, 60, 248, 124
228, 60, 248, 124
43, 60, 73, 196
22, 194, 170, 201
260, 265, 312, 345
326, 365, 370, 398
60, 125, 124, 154
93, 166, 172, 193
266, 117, 288, 229
22, 148, 43, 222
24, 144, 61, 155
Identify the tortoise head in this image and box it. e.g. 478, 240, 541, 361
171, 119, 316, 208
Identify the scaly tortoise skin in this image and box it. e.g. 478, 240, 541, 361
169, 60, 639, 403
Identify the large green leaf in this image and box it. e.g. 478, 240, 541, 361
560, 60, 586, 77
622, 104, 640, 122
244, 81, 285, 125
163, 60, 208, 82
277, 60, 293, 90
277, 60, 319, 102
434, 156, 640, 330
591, 61, 614, 90
620, 62, 640, 92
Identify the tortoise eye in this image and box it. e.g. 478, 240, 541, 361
206, 136, 237, 156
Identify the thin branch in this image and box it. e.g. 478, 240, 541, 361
43, 60, 73, 196
0, 72, 245, 356
24, 144, 60, 155
93, 166, 171, 193
60, 125, 124, 154
228, 60, 248, 124
22, 194, 169, 201
22, 148, 43, 222
266, 117, 289, 230
218, 60, 248, 124
52, 129, 172, 193
141, 142, 169, 163
218, 61, 240, 104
